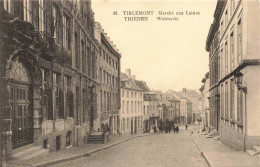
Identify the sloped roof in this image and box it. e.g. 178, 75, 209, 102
135, 80, 151, 92
120, 72, 142, 91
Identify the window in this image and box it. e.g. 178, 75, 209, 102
230, 32, 234, 70
42, 69, 49, 119
87, 47, 91, 76
122, 101, 125, 114
81, 39, 86, 73
127, 91, 129, 97
75, 32, 80, 69
115, 62, 118, 69
104, 91, 106, 111
225, 41, 228, 75
103, 70, 106, 84
225, 82, 228, 117
221, 47, 223, 78
52, 5, 61, 45
99, 68, 102, 83
230, 79, 234, 119
76, 87, 80, 124
221, 84, 224, 116
127, 101, 129, 113
83, 89, 86, 123
24, 0, 33, 23
131, 101, 133, 113
122, 90, 125, 97
230, 0, 235, 16
237, 18, 242, 64
64, 75, 71, 117
135, 92, 137, 98
100, 90, 102, 111
3, 0, 11, 13
53, 73, 62, 118
225, 10, 228, 28
237, 89, 243, 122
221, 21, 224, 36
39, 0, 46, 32
131, 92, 133, 98
103, 51, 105, 60
63, 14, 71, 51
135, 102, 136, 113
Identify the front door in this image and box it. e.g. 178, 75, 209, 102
10, 84, 33, 149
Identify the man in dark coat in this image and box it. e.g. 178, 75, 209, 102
173, 125, 176, 134
186, 124, 188, 130
176, 126, 179, 134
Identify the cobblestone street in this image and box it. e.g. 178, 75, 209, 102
51, 127, 208, 167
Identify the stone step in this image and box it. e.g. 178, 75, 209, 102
12, 144, 34, 156
12, 146, 42, 158
253, 146, 260, 152
21, 148, 49, 160
214, 136, 220, 140
246, 150, 258, 156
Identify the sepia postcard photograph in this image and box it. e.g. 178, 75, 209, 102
0, 0, 260, 166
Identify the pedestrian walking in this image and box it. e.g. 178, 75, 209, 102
173, 126, 176, 134
186, 124, 188, 130
154, 126, 157, 133
176, 126, 179, 134
169, 127, 171, 134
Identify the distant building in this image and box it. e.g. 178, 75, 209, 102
120, 69, 144, 134
135, 81, 159, 132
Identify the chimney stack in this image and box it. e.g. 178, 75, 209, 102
125, 69, 131, 79
131, 75, 136, 80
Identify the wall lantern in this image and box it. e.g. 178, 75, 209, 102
234, 71, 247, 93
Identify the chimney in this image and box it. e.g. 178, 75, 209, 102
131, 75, 136, 80
125, 69, 131, 79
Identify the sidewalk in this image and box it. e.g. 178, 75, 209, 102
7, 132, 154, 167
192, 131, 260, 167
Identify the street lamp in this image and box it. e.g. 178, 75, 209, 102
234, 71, 247, 93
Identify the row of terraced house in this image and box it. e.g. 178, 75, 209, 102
0, 0, 163, 164
200, 0, 260, 151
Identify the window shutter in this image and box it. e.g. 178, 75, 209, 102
47, 88, 53, 120
59, 88, 64, 118
69, 91, 74, 117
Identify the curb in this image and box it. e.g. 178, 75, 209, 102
192, 135, 213, 167
34, 133, 154, 167
201, 152, 214, 167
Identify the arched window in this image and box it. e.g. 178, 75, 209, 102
7, 59, 30, 82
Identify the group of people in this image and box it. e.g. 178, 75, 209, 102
156, 124, 189, 134
165, 125, 180, 134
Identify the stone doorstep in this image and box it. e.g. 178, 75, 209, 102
12, 145, 42, 158
246, 146, 260, 156
253, 146, 260, 152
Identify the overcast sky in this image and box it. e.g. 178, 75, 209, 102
92, 0, 217, 92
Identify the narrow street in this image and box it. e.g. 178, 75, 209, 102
51, 126, 208, 167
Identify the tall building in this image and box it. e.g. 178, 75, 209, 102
120, 69, 144, 134
206, 0, 260, 150
135, 81, 159, 132
94, 22, 121, 134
